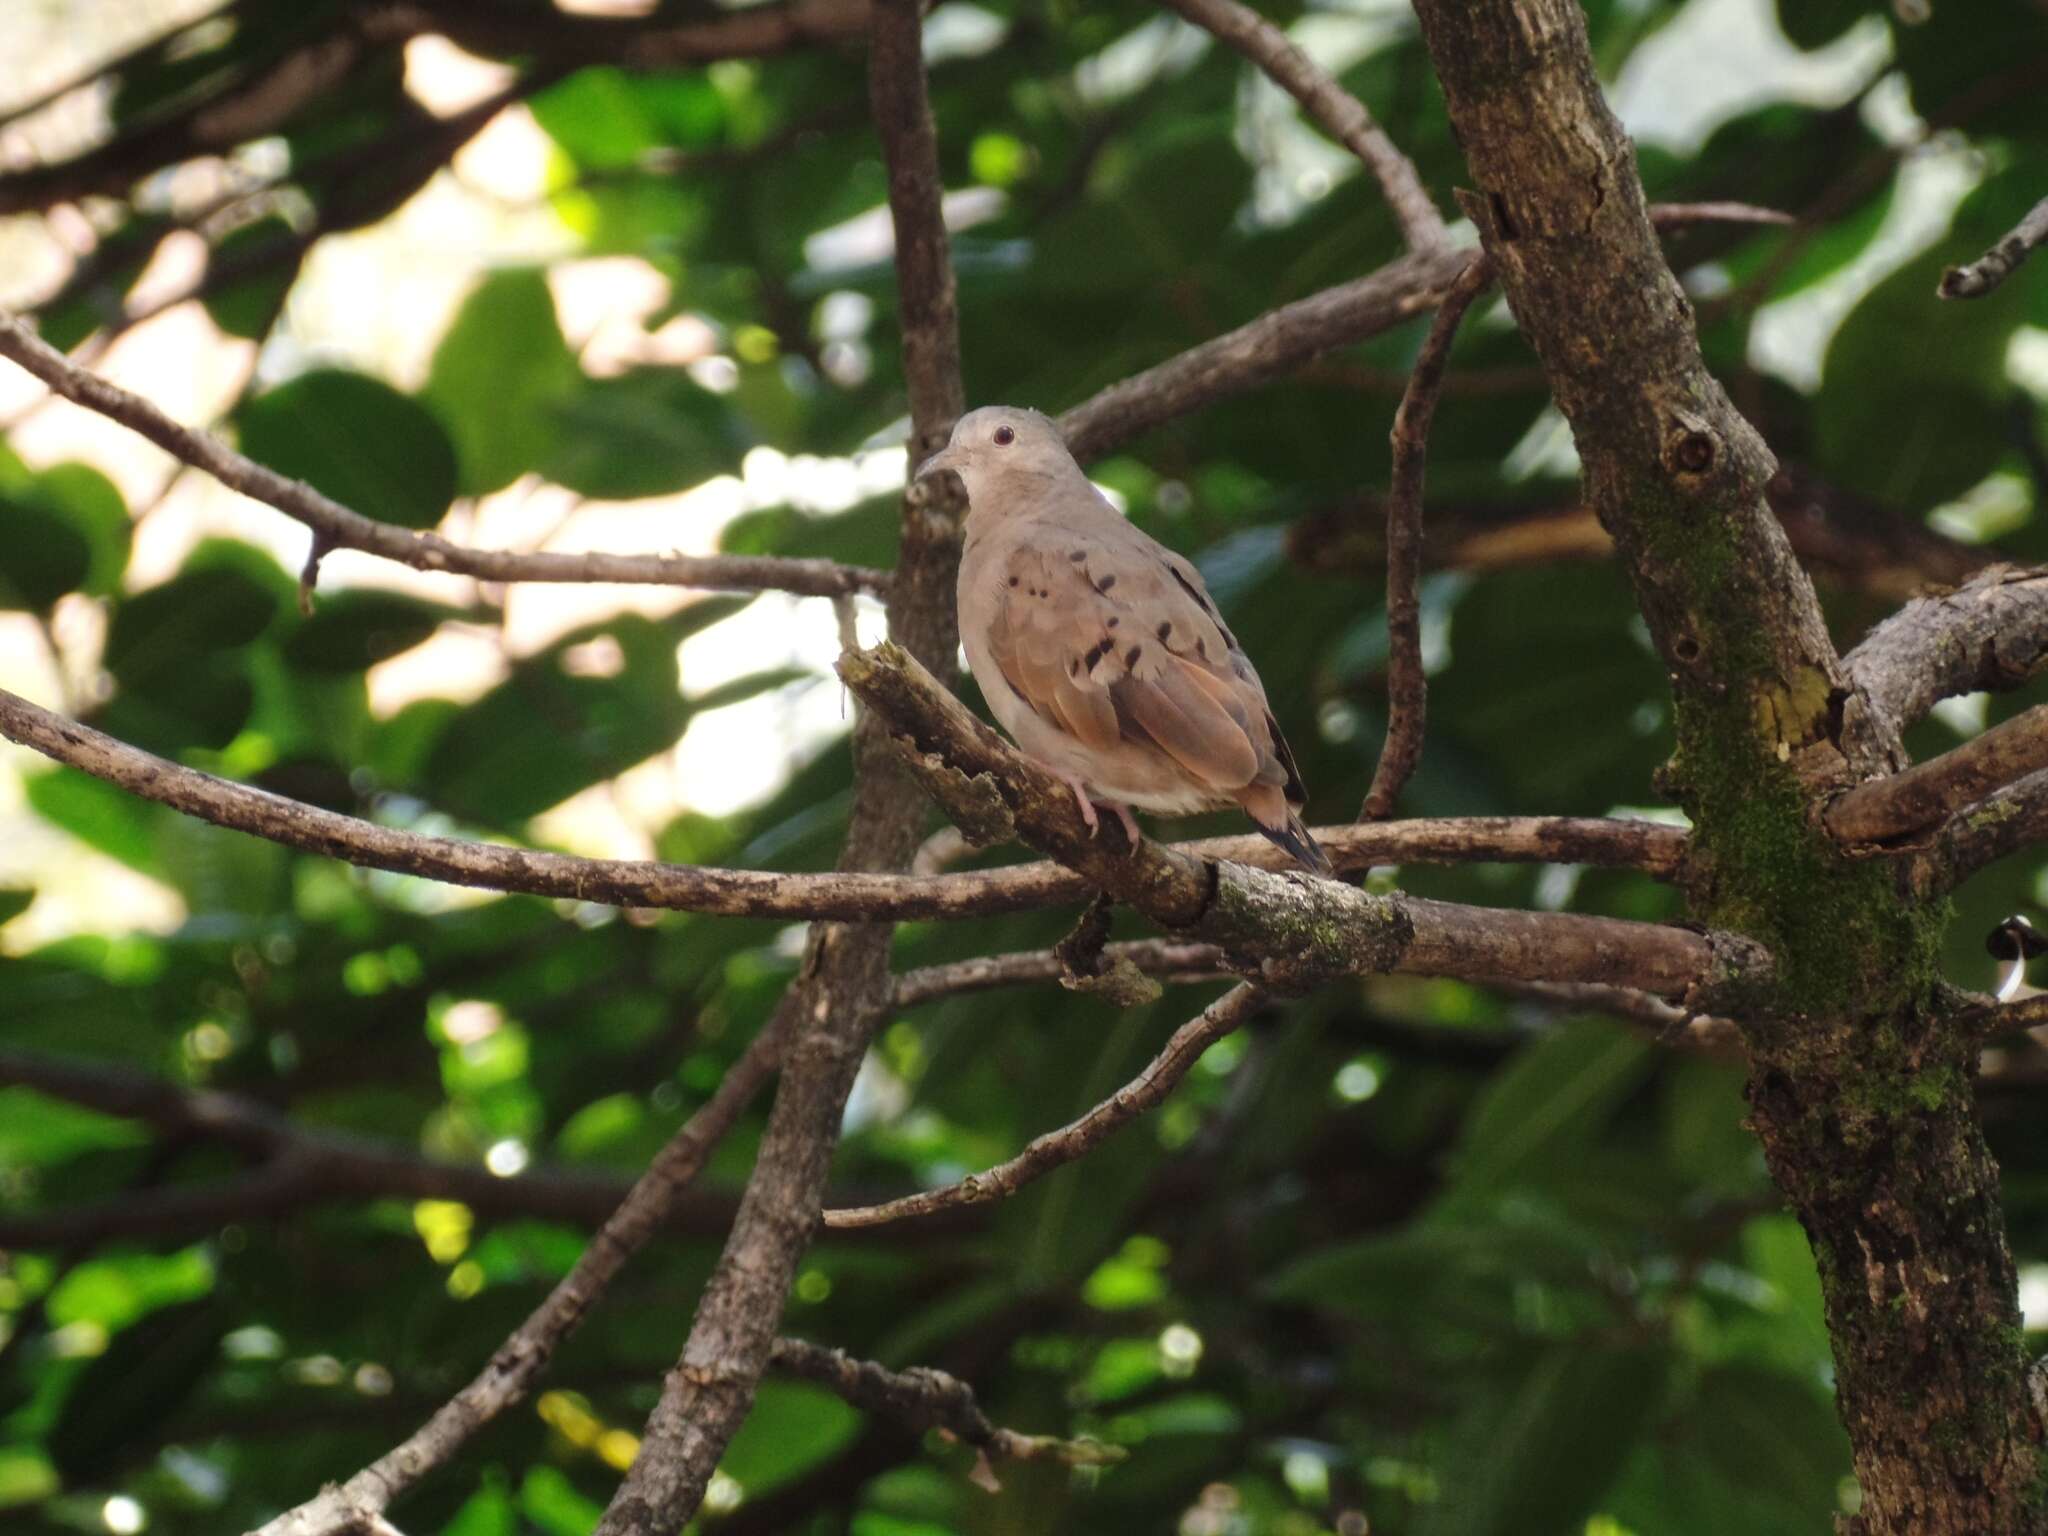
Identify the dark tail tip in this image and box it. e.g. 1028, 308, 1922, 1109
1256, 813, 1334, 877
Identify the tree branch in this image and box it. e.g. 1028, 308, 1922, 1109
768, 1338, 1122, 1472
247, 1004, 789, 1536
1844, 564, 2048, 731
1157, 0, 1446, 251
894, 938, 1228, 1007
0, 313, 887, 600
838, 640, 1761, 1000
1361, 252, 1493, 819
1828, 704, 2048, 847
1925, 767, 2048, 890
825, 985, 1266, 1229
1057, 242, 1474, 461
0, 684, 1684, 920
591, 5, 969, 1530
1939, 193, 2048, 300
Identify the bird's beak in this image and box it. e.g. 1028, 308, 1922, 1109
914, 444, 962, 481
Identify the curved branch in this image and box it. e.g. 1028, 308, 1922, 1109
1844, 564, 2048, 731
826, 985, 1265, 1229
769, 1338, 1121, 1470
0, 684, 1685, 920
1361, 252, 1493, 819
895, 938, 1227, 1007
247, 1002, 790, 1536
0, 313, 888, 600
1940, 194, 2048, 300
838, 641, 1760, 1000
1158, 0, 1445, 251
1828, 704, 2048, 847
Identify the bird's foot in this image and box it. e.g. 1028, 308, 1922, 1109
1060, 774, 1102, 836
1108, 801, 1142, 853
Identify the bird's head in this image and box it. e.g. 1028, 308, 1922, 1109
914, 406, 1077, 507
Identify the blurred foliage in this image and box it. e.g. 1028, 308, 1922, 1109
3, 2, 2048, 1535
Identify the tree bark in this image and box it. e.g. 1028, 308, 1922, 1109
1410, 3, 2042, 1530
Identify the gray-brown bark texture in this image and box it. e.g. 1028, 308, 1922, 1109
1410, 3, 2041, 1530
591, 2, 965, 1530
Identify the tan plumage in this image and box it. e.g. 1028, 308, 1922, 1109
918, 405, 1331, 875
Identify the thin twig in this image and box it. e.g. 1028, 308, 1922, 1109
824, 985, 1265, 1229
0, 682, 1687, 919
895, 939, 1226, 1007
1360, 252, 1494, 820
247, 1005, 791, 1536
1828, 703, 2048, 846
1158, 0, 1445, 251
0, 312, 887, 600
1940, 194, 2048, 300
769, 1339, 1123, 1475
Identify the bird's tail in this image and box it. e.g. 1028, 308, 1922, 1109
1242, 783, 1334, 876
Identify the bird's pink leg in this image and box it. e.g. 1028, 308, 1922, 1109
1108, 801, 1142, 852
1058, 772, 1101, 835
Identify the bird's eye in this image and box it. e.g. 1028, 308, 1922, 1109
993, 425, 1016, 447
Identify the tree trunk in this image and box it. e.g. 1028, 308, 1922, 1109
1410, 2, 2044, 1528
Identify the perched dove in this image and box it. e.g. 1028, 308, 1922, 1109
917, 405, 1332, 875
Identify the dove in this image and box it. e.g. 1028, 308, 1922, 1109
917, 405, 1333, 876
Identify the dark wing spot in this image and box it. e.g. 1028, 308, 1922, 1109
1008, 575, 1019, 587
1069, 550, 1087, 562
1125, 645, 1142, 668
1069, 658, 1080, 676
1107, 616, 1119, 629
1165, 562, 1216, 618
1195, 638, 1208, 659
1157, 621, 1172, 642
1097, 574, 1117, 592
1083, 638, 1113, 671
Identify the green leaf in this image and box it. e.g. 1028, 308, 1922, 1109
203, 214, 304, 340
1419, 1344, 1667, 1536
0, 888, 30, 926
237, 368, 459, 530
421, 615, 689, 826
0, 1089, 148, 1165
1817, 242, 2029, 507
717, 1381, 863, 1494
1663, 1055, 1762, 1194
422, 269, 584, 495
519, 1466, 603, 1536
23, 767, 161, 875
285, 590, 467, 672
45, 1299, 230, 1479
0, 461, 128, 612
537, 368, 747, 499
1694, 1363, 1850, 1518
1450, 1018, 1655, 1197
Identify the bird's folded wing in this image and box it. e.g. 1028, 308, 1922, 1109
982, 538, 1286, 795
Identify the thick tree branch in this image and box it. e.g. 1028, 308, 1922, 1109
592, 6, 969, 1531
1828, 704, 2048, 847
1844, 564, 2048, 731
0, 313, 887, 600
768, 1338, 1122, 1471
247, 1005, 789, 1536
1361, 252, 1493, 820
838, 641, 1761, 1000
825, 985, 1266, 1228
0, 684, 1684, 919
1939, 193, 2048, 300
1157, 0, 1445, 251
